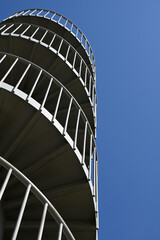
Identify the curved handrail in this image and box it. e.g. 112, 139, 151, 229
0, 52, 98, 207
2, 9, 96, 80
0, 156, 75, 240
0, 22, 97, 119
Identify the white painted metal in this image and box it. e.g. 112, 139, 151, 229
26, 70, 42, 100
0, 9, 98, 238
0, 54, 6, 63
11, 23, 22, 35
0, 168, 12, 200
74, 109, 81, 150
63, 98, 73, 135
0, 22, 96, 115
52, 87, 63, 122
57, 223, 63, 240
21, 25, 31, 36
82, 121, 88, 164
40, 77, 53, 110
3, 9, 96, 78
72, 52, 77, 69
0, 58, 18, 83
58, 39, 63, 53
30, 27, 39, 39
0, 51, 97, 196
40, 29, 48, 42
12, 184, 31, 240
0, 156, 75, 240
37, 203, 48, 240
13, 63, 31, 91
1, 24, 14, 34
88, 135, 93, 180
0, 25, 6, 31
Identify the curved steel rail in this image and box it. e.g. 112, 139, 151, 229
0, 22, 97, 122
2, 9, 96, 80
0, 52, 98, 213
0, 156, 75, 240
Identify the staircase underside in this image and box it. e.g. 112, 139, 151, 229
0, 88, 96, 239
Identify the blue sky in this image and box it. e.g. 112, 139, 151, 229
1, 0, 160, 239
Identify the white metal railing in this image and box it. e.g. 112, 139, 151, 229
0, 156, 75, 240
2, 9, 96, 80
0, 22, 97, 120
0, 52, 98, 209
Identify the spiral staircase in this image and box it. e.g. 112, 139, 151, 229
0, 9, 98, 240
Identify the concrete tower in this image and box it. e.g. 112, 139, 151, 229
0, 9, 98, 240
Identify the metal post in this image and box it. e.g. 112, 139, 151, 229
0, 169, 12, 200
12, 184, 31, 240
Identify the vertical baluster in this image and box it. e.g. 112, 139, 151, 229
0, 168, 12, 200
95, 157, 98, 213
93, 147, 96, 196
79, 59, 83, 78
92, 84, 95, 105
54, 14, 59, 22
89, 47, 91, 59
49, 34, 56, 48
88, 135, 93, 180
30, 9, 37, 15
37, 10, 43, 16
70, 23, 73, 32
74, 109, 81, 149
0, 54, 6, 63
51, 13, 56, 20
40, 30, 48, 43
58, 39, 63, 53
1, 24, 14, 34
89, 75, 92, 96
85, 39, 87, 50
63, 98, 73, 135
40, 78, 53, 110
80, 33, 83, 43
21, 25, 31, 36
13, 63, 31, 91
94, 66, 96, 81
44, 11, 50, 18
37, 203, 48, 240
12, 184, 31, 240
65, 45, 70, 61
75, 28, 79, 38
64, 19, 68, 27
84, 68, 88, 86
57, 223, 63, 240
16, 11, 25, 17
30, 27, 39, 39
94, 95, 97, 121
11, 24, 22, 35
0, 25, 6, 31
52, 87, 63, 122
82, 121, 88, 164
72, 52, 77, 69
0, 58, 18, 83
23, 10, 30, 16
26, 70, 42, 100
58, 16, 62, 23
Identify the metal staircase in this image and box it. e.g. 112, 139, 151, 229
0, 9, 98, 240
